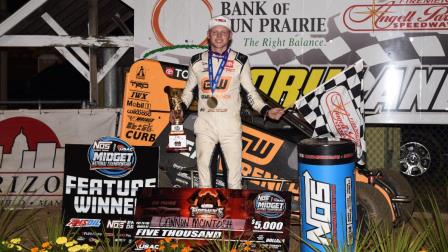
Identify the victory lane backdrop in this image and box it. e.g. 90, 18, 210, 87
62, 141, 159, 244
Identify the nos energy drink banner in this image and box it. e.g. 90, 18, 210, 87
62, 137, 159, 244
298, 138, 356, 251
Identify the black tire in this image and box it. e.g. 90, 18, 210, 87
400, 129, 442, 177
379, 169, 415, 222
356, 182, 393, 232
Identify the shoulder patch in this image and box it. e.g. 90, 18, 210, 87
190, 53, 202, 65
235, 52, 248, 65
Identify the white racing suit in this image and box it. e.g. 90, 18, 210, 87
181, 49, 269, 189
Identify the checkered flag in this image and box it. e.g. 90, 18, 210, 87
294, 60, 367, 166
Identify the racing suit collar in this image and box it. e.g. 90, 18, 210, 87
209, 47, 230, 59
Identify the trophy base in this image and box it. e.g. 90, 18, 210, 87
167, 133, 188, 153
166, 146, 189, 153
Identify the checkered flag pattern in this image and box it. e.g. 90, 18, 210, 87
294, 60, 367, 166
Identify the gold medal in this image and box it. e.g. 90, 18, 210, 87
207, 96, 218, 108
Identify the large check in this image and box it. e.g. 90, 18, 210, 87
134, 188, 291, 251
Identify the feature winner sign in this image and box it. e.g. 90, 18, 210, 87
120, 60, 188, 146
62, 137, 159, 244
133, 188, 291, 251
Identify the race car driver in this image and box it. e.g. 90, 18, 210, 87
170, 15, 284, 189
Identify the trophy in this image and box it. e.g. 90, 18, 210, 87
166, 87, 189, 152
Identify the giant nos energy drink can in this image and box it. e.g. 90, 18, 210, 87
299, 138, 356, 251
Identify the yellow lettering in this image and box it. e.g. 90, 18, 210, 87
251, 66, 345, 108
270, 68, 308, 107
251, 68, 277, 95
325, 68, 344, 82
302, 67, 326, 95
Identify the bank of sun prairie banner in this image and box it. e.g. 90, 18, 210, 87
135, 0, 448, 125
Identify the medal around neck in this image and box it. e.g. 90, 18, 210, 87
207, 96, 218, 108
207, 48, 228, 109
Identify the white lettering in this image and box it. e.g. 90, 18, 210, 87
399, 68, 444, 110
366, 66, 405, 111
304, 171, 331, 245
